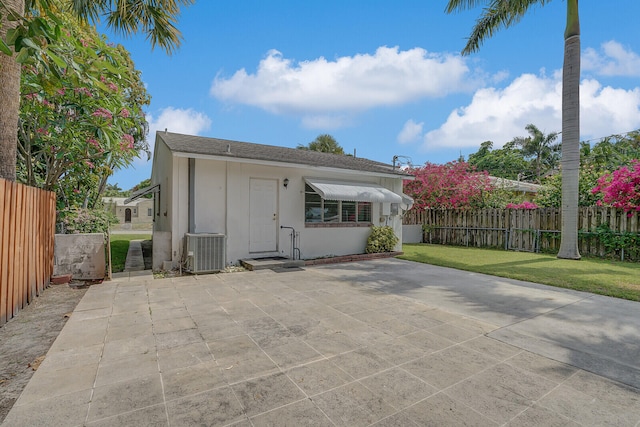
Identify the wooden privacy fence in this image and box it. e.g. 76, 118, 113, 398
403, 207, 640, 261
0, 178, 56, 326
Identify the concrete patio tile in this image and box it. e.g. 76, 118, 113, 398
330, 301, 371, 315
313, 382, 396, 427
260, 337, 324, 369
105, 322, 154, 341
107, 311, 152, 328
285, 359, 353, 396
208, 334, 261, 360
359, 367, 437, 410
370, 411, 421, 426
147, 287, 180, 302
111, 302, 150, 315
198, 322, 246, 342
231, 372, 307, 417
341, 324, 394, 347
398, 330, 456, 353
506, 405, 581, 427
162, 359, 226, 401
401, 345, 497, 390
101, 334, 156, 362
427, 322, 484, 343
157, 341, 214, 373
152, 315, 197, 334
365, 337, 426, 366
250, 398, 334, 427
154, 328, 203, 350
149, 298, 185, 312
166, 386, 246, 426
561, 370, 640, 419
86, 403, 168, 426
150, 306, 189, 321
302, 327, 363, 357
218, 299, 264, 321
505, 350, 579, 383
16, 363, 97, 404
403, 393, 498, 426
38, 342, 103, 371
87, 373, 164, 422
445, 363, 558, 424
537, 383, 639, 426
217, 352, 280, 384
94, 352, 159, 387
68, 306, 112, 321
329, 348, 391, 380
449, 316, 499, 335
460, 336, 522, 362
3, 389, 91, 427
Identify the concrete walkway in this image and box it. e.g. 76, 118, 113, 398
4, 259, 640, 426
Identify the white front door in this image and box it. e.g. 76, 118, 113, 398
249, 178, 278, 253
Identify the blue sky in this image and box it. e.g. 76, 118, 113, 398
105, 1, 640, 190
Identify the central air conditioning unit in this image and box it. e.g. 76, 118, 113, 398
184, 233, 226, 273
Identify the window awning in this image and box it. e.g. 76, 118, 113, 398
124, 184, 160, 204
304, 178, 402, 203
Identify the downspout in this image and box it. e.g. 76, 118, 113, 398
188, 158, 195, 233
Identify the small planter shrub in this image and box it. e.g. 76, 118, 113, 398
366, 225, 399, 253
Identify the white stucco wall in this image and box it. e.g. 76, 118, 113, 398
159, 150, 407, 267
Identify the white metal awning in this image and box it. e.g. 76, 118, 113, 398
304, 178, 402, 203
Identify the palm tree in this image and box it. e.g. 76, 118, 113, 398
512, 124, 560, 183
0, 0, 193, 181
446, 0, 581, 259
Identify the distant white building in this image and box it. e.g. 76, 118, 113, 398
102, 196, 154, 230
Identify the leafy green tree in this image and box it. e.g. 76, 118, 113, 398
131, 178, 153, 198
103, 183, 126, 197
536, 165, 602, 208
511, 124, 560, 183
297, 134, 345, 154
467, 140, 529, 180
446, 0, 582, 260
17, 9, 150, 209
0, 0, 192, 181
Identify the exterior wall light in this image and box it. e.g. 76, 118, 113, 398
283, 178, 289, 188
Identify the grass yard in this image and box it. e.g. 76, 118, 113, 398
399, 244, 640, 301
109, 234, 151, 273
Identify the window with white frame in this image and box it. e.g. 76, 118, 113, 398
304, 184, 371, 223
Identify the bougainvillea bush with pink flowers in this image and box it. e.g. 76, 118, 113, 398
17, 11, 150, 210
403, 161, 494, 210
591, 160, 640, 216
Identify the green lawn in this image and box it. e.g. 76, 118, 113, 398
399, 244, 640, 301
109, 234, 151, 273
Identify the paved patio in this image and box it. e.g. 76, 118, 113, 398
4, 259, 640, 426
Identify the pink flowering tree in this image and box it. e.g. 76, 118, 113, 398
404, 161, 493, 209
17, 11, 150, 209
591, 160, 640, 216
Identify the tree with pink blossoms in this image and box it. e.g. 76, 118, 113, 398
404, 161, 493, 210
17, 11, 150, 209
591, 160, 640, 216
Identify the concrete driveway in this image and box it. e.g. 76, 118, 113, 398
4, 259, 640, 426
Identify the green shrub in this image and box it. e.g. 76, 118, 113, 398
365, 225, 399, 253
57, 208, 118, 234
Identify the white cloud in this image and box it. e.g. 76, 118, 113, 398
583, 41, 640, 77
136, 107, 212, 163
397, 119, 424, 144
422, 71, 640, 150
211, 47, 475, 124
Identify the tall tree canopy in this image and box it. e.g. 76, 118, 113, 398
297, 134, 345, 154
511, 124, 560, 183
446, 0, 582, 259
0, 0, 192, 181
17, 8, 151, 209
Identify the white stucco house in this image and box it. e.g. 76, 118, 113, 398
138, 131, 413, 272
102, 196, 154, 230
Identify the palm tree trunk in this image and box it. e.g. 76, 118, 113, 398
0, 0, 24, 181
557, 0, 581, 259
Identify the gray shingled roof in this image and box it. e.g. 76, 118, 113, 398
157, 132, 411, 177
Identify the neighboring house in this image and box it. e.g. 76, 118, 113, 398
143, 131, 413, 271
102, 196, 154, 230
489, 176, 542, 202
